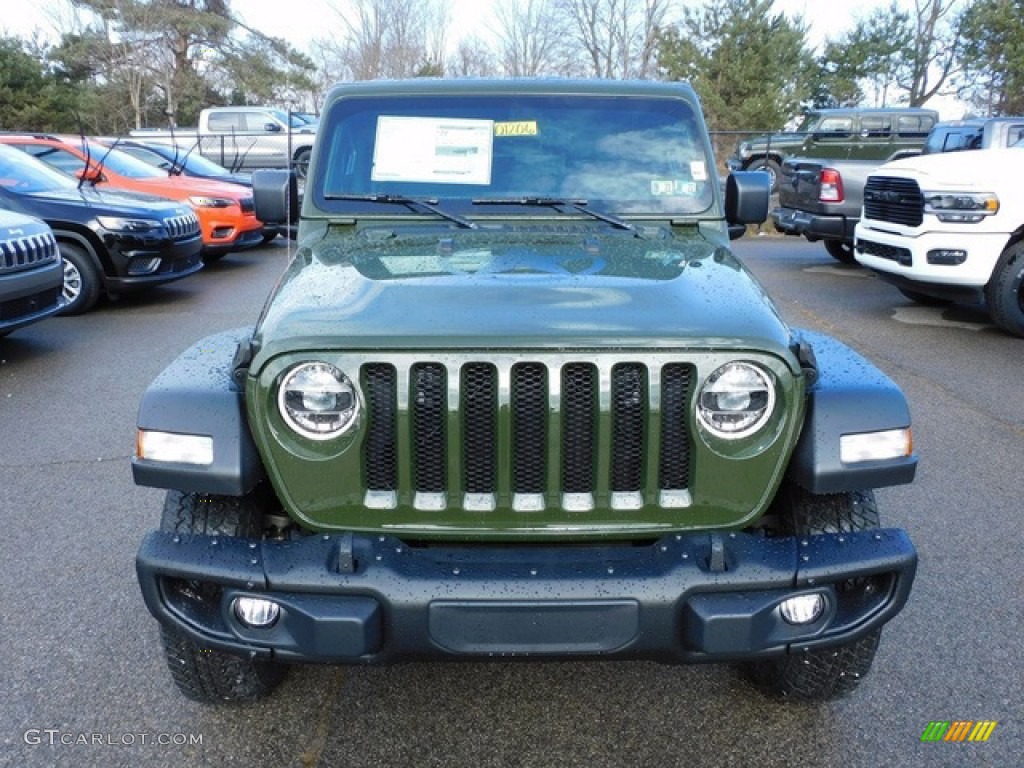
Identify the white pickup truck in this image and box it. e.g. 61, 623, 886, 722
853, 146, 1024, 337
130, 106, 316, 178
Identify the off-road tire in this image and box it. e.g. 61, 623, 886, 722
744, 485, 882, 701
293, 147, 312, 180
747, 157, 782, 193
57, 242, 101, 315
984, 241, 1024, 337
156, 489, 287, 703
824, 239, 857, 265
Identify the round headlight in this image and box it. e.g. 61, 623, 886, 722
278, 362, 359, 440
697, 362, 775, 439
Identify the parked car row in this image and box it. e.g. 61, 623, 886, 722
0, 133, 287, 332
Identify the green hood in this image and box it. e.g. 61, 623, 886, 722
254, 226, 796, 366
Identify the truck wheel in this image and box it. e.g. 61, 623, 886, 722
984, 241, 1024, 337
58, 243, 101, 315
293, 147, 312, 180
156, 489, 288, 703
824, 239, 857, 265
744, 485, 882, 701
747, 157, 781, 193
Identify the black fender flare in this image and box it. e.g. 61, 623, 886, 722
132, 327, 266, 495
787, 330, 917, 494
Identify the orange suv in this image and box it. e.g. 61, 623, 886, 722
0, 134, 264, 261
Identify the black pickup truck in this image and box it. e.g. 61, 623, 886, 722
770, 109, 938, 263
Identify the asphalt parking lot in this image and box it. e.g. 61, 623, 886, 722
0, 235, 1020, 768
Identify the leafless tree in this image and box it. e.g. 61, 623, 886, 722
899, 0, 963, 106
555, 0, 670, 79
448, 36, 498, 78
319, 0, 450, 80
490, 0, 570, 76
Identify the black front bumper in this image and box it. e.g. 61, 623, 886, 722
137, 528, 916, 664
771, 206, 856, 243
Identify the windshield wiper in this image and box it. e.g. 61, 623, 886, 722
326, 193, 478, 229
471, 197, 642, 236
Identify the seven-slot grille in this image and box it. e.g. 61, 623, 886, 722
0, 230, 58, 274
164, 212, 201, 240
863, 176, 924, 227
361, 358, 693, 513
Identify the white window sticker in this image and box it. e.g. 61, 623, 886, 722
690, 161, 708, 181
372, 116, 494, 185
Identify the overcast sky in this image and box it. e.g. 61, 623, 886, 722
1, 0, 967, 118
1, 0, 909, 53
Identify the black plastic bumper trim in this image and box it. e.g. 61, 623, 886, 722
136, 528, 916, 664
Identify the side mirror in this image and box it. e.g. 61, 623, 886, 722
252, 169, 299, 225
77, 167, 104, 184
725, 171, 770, 227
263, 122, 283, 133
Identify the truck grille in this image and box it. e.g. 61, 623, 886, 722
361, 358, 693, 512
863, 176, 923, 227
0, 231, 58, 274
164, 212, 201, 240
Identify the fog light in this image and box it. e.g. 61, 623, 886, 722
927, 249, 967, 265
779, 594, 825, 625
233, 597, 280, 628
127, 257, 162, 275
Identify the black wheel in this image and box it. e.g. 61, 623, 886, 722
744, 484, 883, 701
156, 489, 288, 703
898, 287, 952, 306
747, 157, 782, 193
293, 147, 312, 180
984, 241, 1024, 337
58, 242, 101, 315
261, 230, 278, 244
824, 239, 857, 265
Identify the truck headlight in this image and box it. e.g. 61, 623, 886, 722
923, 191, 998, 223
278, 362, 359, 440
697, 362, 775, 439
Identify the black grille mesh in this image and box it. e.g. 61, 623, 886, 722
562, 364, 597, 494
611, 364, 646, 492
412, 364, 447, 493
659, 364, 692, 491
511, 363, 547, 494
462, 363, 497, 494
362, 359, 694, 507
363, 364, 397, 490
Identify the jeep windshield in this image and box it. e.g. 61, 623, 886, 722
314, 93, 716, 220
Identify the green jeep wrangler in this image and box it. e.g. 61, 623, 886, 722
133, 79, 918, 704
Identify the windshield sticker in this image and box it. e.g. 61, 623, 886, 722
651, 179, 700, 196
372, 116, 494, 185
690, 161, 708, 181
494, 121, 538, 137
